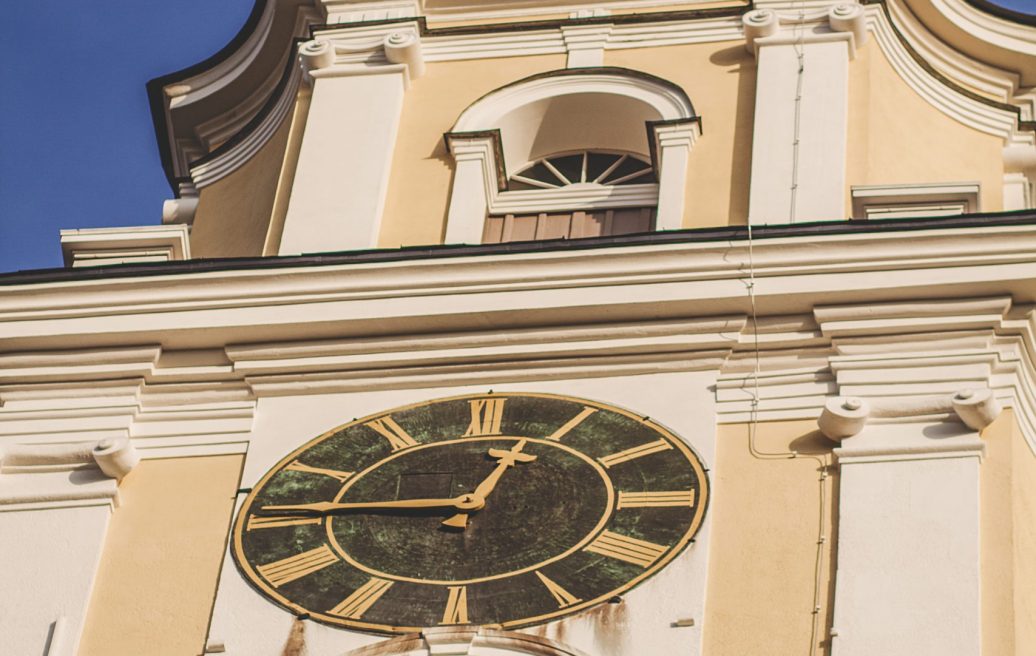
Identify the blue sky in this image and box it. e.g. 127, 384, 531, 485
0, 1, 253, 273
1, 0, 1035, 274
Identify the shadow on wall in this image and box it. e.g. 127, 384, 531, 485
709, 44, 755, 227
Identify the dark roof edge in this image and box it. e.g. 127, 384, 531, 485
963, 0, 1036, 27
146, 0, 271, 188
4, 211, 1036, 287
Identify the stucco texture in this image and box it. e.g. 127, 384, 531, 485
980, 409, 1036, 656
704, 421, 837, 656
191, 111, 294, 258
605, 41, 755, 228
845, 40, 1004, 214
78, 455, 243, 656
379, 54, 567, 248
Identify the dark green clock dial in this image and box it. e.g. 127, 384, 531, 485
233, 392, 709, 634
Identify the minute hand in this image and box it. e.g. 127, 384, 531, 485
260, 496, 483, 515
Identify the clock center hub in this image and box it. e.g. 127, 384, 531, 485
325, 437, 613, 585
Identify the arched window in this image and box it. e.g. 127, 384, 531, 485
483, 150, 658, 243
444, 68, 700, 244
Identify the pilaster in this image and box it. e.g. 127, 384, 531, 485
443, 132, 502, 245
279, 23, 425, 255
652, 119, 701, 231
819, 383, 999, 656
745, 6, 865, 224
0, 439, 139, 656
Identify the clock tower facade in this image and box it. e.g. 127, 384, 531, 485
2, 1, 1036, 655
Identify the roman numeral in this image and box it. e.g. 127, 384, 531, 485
462, 398, 506, 437
284, 460, 353, 483
546, 407, 597, 441
584, 530, 667, 568
442, 585, 469, 624
617, 490, 696, 509
597, 438, 672, 468
535, 571, 581, 608
247, 514, 322, 531
256, 544, 338, 587
328, 577, 394, 619
365, 416, 418, 451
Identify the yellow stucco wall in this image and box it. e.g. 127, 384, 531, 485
78, 455, 243, 656
191, 113, 294, 259
704, 421, 837, 656
1010, 412, 1036, 653
378, 41, 752, 247
379, 54, 567, 248
845, 40, 1004, 215
605, 42, 755, 227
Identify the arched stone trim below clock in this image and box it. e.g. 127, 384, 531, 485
342, 626, 592, 656
443, 68, 700, 244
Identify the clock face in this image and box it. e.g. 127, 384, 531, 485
233, 392, 709, 634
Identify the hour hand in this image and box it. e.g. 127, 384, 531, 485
260, 495, 484, 516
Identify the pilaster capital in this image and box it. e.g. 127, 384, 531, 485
0, 438, 140, 510
818, 388, 1001, 442
651, 117, 702, 152
444, 130, 506, 193
743, 3, 868, 58
299, 21, 425, 82
560, 23, 613, 68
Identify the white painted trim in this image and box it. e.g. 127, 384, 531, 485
59, 225, 191, 268
420, 0, 701, 24
850, 182, 981, 218
453, 72, 693, 131
831, 421, 984, 655
492, 183, 659, 214
447, 70, 695, 241
182, 3, 1034, 190
188, 63, 303, 189
867, 7, 1020, 140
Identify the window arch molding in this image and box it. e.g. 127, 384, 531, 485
444, 67, 701, 244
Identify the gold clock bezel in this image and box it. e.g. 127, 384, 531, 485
232, 392, 710, 634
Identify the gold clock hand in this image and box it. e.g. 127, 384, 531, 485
261, 494, 484, 516
442, 439, 537, 529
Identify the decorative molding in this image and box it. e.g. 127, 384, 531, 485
7, 225, 1036, 454
446, 68, 696, 242
0, 438, 138, 510
59, 225, 191, 268
342, 625, 593, 655
850, 181, 981, 218
226, 315, 742, 396
322, 0, 420, 24
163, 0, 1036, 194
188, 61, 303, 189
0, 345, 255, 460
817, 387, 1001, 439
177, 1, 1034, 193
561, 23, 613, 67
493, 183, 660, 214
888, 0, 1019, 101
868, 4, 1022, 140
453, 68, 694, 133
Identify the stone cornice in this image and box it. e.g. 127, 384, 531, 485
1, 220, 1036, 456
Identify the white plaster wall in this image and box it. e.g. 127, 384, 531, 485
208, 370, 717, 656
832, 426, 982, 656
0, 503, 111, 656
749, 37, 850, 224
280, 72, 406, 255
